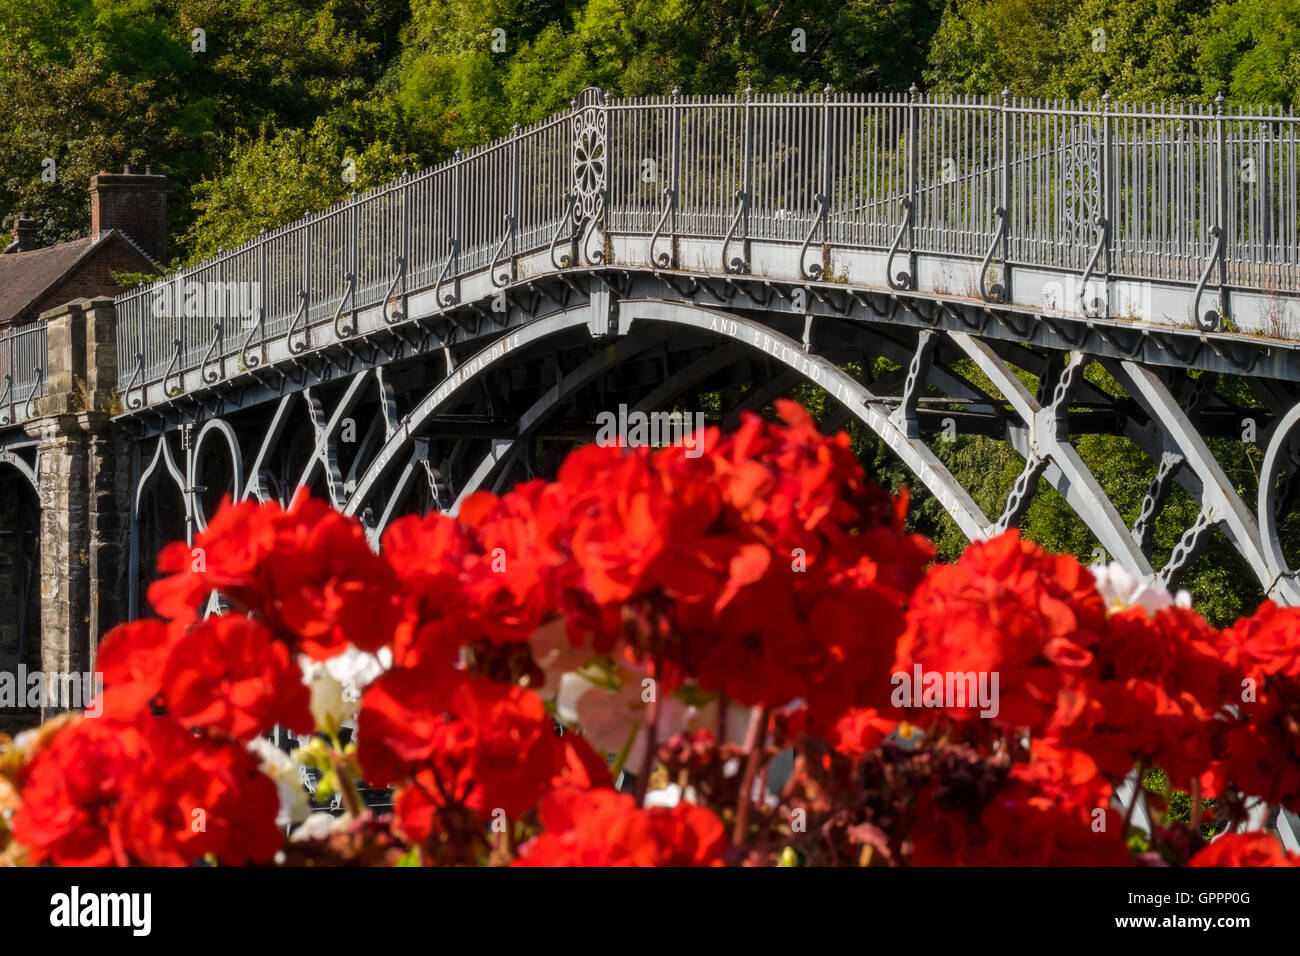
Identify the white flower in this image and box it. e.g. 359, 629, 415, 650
289, 811, 342, 843
248, 738, 311, 826
324, 646, 390, 699
299, 647, 390, 732
643, 783, 683, 808
1090, 561, 1191, 616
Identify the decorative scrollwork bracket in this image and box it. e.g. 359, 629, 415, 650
434, 237, 460, 310
549, 193, 578, 270
199, 320, 224, 384
580, 193, 607, 266
333, 272, 357, 338
721, 190, 750, 274
287, 292, 310, 355
648, 186, 676, 269
1192, 225, 1225, 332
1080, 216, 1110, 318
123, 356, 145, 410
490, 215, 516, 287
383, 257, 407, 324
978, 206, 1009, 303
161, 338, 183, 398
239, 311, 265, 370
798, 194, 828, 281
885, 197, 915, 291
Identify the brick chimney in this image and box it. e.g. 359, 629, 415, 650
90, 164, 168, 263
9, 212, 37, 252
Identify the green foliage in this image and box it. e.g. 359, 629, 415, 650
924, 0, 1300, 104
394, 0, 945, 152
1144, 766, 1223, 839
6, 0, 1297, 262
183, 120, 417, 260
5, 0, 1298, 627
0, 0, 404, 263
1195, 0, 1300, 105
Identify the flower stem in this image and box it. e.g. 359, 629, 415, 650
634, 656, 662, 806
327, 730, 364, 819
732, 706, 768, 850
610, 722, 640, 783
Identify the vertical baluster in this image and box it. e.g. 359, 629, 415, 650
258, 233, 267, 365
905, 84, 919, 282
400, 173, 411, 317
998, 88, 1013, 301
6, 333, 14, 423
1215, 92, 1229, 324
1099, 91, 1113, 316
671, 88, 681, 257
352, 192, 361, 330
304, 213, 313, 349
510, 122, 521, 276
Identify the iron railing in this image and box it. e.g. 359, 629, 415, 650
115, 88, 1300, 408
0, 322, 47, 426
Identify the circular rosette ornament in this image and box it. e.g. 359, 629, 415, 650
571, 106, 607, 225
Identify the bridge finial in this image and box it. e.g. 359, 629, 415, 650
908, 83, 919, 101
1102, 88, 1113, 109
823, 83, 833, 98
744, 83, 753, 100
512, 121, 520, 134
1215, 90, 1226, 113
1001, 86, 1011, 103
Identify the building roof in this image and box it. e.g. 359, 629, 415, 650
0, 231, 153, 326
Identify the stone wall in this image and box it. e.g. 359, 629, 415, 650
0, 297, 131, 729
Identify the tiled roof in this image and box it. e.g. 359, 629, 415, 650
0, 231, 157, 326
0, 236, 97, 326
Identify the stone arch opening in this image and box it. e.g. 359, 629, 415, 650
0, 464, 41, 733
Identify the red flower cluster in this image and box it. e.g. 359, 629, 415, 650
358, 666, 610, 843
1189, 832, 1300, 867
10, 546, 322, 865
4, 400, 1298, 868
149, 493, 402, 658
515, 789, 726, 866
894, 531, 1105, 731
10, 714, 280, 867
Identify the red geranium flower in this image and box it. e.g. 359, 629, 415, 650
1189, 832, 1300, 866
10, 717, 144, 866
895, 530, 1105, 731
148, 491, 402, 658
96, 618, 185, 719
11, 714, 282, 867
117, 718, 283, 867
515, 788, 726, 866
161, 615, 313, 739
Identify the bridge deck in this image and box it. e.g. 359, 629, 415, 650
105, 88, 1300, 418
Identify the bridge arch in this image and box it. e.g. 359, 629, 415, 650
190, 419, 245, 532
343, 299, 994, 547
0, 447, 39, 498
